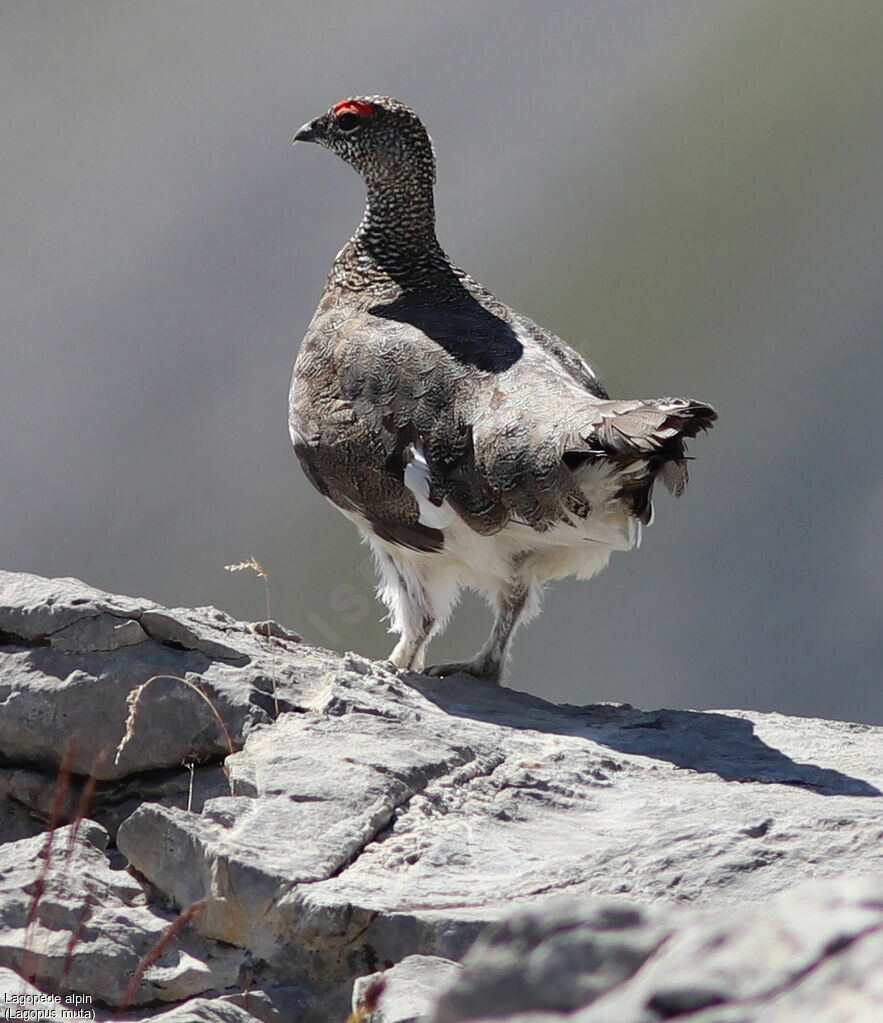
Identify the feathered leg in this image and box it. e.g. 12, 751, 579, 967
371, 542, 459, 672
427, 574, 543, 683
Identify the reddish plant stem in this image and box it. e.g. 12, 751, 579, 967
116, 898, 210, 1015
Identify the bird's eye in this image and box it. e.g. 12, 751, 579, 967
337, 112, 361, 132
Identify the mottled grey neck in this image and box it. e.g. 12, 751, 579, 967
360, 177, 436, 246
332, 171, 450, 294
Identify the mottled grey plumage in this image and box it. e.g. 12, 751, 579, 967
290, 96, 716, 681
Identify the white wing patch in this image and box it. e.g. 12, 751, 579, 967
403, 442, 457, 530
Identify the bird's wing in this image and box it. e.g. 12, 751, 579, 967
289, 303, 506, 550
290, 302, 715, 548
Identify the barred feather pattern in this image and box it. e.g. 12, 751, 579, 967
290, 96, 716, 681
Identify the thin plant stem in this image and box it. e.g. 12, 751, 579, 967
114, 674, 235, 773
116, 898, 209, 1014
225, 557, 279, 718
20, 742, 76, 988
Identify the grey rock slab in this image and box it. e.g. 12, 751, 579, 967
422, 876, 883, 1023
0, 763, 232, 847
117, 701, 491, 954
217, 984, 322, 1023
117, 663, 883, 1002
0, 571, 147, 642
3, 571, 883, 1022
0, 571, 253, 662
426, 899, 671, 1022
307, 676, 883, 916
0, 787, 45, 845
351, 954, 462, 1023
97, 985, 318, 1023
746, 924, 883, 1023
299, 679, 883, 960
115, 998, 266, 1023
0, 570, 331, 779
570, 874, 883, 1023
48, 612, 151, 654
138, 609, 249, 663
0, 821, 242, 1007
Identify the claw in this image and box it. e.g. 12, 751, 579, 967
424, 660, 502, 683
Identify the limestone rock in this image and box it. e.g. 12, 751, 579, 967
0, 570, 324, 779
118, 666, 882, 974
351, 955, 461, 1023
0, 821, 242, 1006
424, 875, 883, 1022
1, 570, 881, 1022
426, 900, 671, 1021
124, 999, 266, 1022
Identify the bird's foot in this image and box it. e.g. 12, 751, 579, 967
424, 659, 501, 684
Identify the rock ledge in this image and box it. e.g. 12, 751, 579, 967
0, 570, 880, 1022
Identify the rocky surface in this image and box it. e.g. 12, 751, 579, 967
421, 876, 883, 1022
1, 569, 881, 1022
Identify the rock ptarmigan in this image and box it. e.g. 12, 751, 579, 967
290, 96, 716, 682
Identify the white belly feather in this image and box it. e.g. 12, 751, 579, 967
387, 441, 642, 591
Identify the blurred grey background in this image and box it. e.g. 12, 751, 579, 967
3, 2, 881, 722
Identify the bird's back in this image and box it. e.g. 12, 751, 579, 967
291, 263, 713, 548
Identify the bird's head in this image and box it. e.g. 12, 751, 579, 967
293, 96, 437, 189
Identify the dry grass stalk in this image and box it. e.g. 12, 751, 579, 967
185, 761, 196, 812
225, 556, 280, 718
114, 674, 235, 775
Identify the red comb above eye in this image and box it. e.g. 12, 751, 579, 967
333, 100, 375, 119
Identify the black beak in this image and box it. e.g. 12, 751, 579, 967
293, 119, 318, 145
